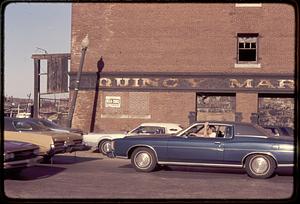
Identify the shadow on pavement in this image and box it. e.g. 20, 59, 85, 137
159, 165, 246, 175
276, 168, 294, 176
44, 154, 103, 165
118, 163, 294, 176
4, 165, 65, 181
118, 164, 245, 175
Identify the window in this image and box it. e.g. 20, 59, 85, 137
235, 3, 262, 7
235, 33, 260, 68
13, 121, 33, 131
237, 33, 258, 63
131, 126, 165, 134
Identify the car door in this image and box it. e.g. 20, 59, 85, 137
166, 136, 224, 163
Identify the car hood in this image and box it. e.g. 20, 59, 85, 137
33, 131, 82, 140
4, 140, 39, 153
4, 131, 53, 154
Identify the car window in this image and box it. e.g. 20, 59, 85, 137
39, 120, 61, 129
13, 121, 33, 131
13, 121, 50, 132
180, 124, 204, 137
131, 126, 165, 134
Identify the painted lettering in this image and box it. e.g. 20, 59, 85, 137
278, 80, 294, 89
99, 78, 112, 87
256, 80, 275, 88
162, 78, 179, 88
141, 78, 159, 87
229, 79, 253, 88
115, 78, 130, 87
131, 78, 140, 87
186, 78, 205, 88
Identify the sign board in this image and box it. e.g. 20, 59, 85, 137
105, 96, 121, 108
69, 72, 294, 93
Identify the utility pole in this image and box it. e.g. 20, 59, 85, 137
33, 59, 40, 118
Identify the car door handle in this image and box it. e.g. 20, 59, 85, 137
214, 142, 221, 145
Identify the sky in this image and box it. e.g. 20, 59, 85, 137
4, 3, 71, 98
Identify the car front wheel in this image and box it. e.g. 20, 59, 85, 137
131, 147, 157, 172
244, 154, 276, 179
98, 140, 112, 155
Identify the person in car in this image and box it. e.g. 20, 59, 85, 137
190, 122, 217, 138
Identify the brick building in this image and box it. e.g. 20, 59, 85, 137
70, 3, 295, 133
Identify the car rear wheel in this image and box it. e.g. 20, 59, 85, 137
98, 140, 112, 155
131, 147, 157, 172
244, 154, 276, 179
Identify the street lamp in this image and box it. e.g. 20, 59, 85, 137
67, 34, 89, 128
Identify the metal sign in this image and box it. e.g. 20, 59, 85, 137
105, 96, 121, 108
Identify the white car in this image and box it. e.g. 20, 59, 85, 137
83, 123, 183, 155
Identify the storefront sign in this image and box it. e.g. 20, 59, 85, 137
69, 72, 294, 93
98, 77, 294, 90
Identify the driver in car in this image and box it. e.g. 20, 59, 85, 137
190, 122, 217, 138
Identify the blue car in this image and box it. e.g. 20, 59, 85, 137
108, 122, 294, 179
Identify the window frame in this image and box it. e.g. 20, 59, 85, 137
235, 33, 260, 68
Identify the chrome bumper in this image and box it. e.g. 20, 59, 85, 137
4, 156, 43, 169
49, 146, 67, 155
65, 144, 92, 153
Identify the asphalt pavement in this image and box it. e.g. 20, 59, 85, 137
3, 150, 295, 201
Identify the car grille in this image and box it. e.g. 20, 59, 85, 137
73, 139, 83, 144
7, 149, 38, 162
54, 141, 65, 148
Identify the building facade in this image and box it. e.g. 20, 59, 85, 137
70, 3, 295, 132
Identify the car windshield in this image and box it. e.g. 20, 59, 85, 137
13, 120, 51, 132
38, 120, 62, 129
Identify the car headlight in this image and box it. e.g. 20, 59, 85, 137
50, 144, 55, 149
64, 141, 68, 147
4, 152, 15, 161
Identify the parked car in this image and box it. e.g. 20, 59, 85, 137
4, 130, 65, 163
4, 140, 41, 173
263, 126, 294, 137
21, 117, 90, 152
4, 117, 90, 161
27, 118, 84, 135
107, 122, 294, 179
83, 123, 183, 155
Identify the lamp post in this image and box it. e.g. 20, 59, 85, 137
67, 34, 89, 128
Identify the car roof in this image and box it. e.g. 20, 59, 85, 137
192, 121, 270, 136
139, 123, 182, 127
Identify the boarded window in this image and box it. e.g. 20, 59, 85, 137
197, 93, 236, 121
258, 94, 294, 128
47, 57, 68, 93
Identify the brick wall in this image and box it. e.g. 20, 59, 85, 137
75, 91, 195, 132
71, 3, 294, 74
71, 3, 295, 132
236, 93, 258, 123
